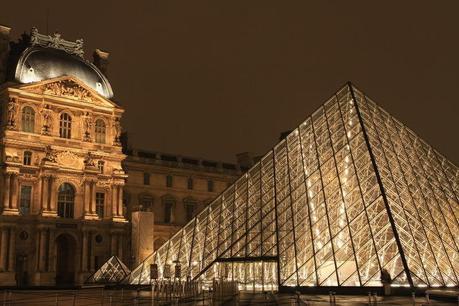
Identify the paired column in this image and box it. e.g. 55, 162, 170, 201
2, 173, 11, 211
81, 231, 88, 272
111, 186, 118, 217
83, 180, 98, 220
0, 227, 16, 272
2, 173, 19, 215
0, 228, 8, 271
41, 176, 57, 217
117, 186, 123, 217
38, 229, 48, 272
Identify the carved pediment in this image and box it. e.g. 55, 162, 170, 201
56, 151, 83, 170
19, 77, 115, 108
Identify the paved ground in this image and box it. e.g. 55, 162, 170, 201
0, 289, 457, 305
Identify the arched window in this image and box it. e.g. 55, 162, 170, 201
95, 119, 106, 144
59, 113, 72, 139
57, 183, 75, 218
21, 106, 35, 133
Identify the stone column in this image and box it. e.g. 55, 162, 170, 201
39, 229, 47, 272
91, 182, 96, 214
117, 233, 123, 261
10, 174, 18, 210
0, 228, 8, 271
117, 186, 123, 217
41, 176, 49, 211
2, 173, 11, 211
48, 176, 57, 212
83, 181, 90, 215
7, 227, 15, 272
110, 232, 117, 256
111, 186, 118, 217
89, 232, 95, 272
48, 229, 55, 272
81, 231, 88, 272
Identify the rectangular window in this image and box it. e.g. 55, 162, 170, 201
23, 151, 32, 166
96, 192, 105, 218
164, 202, 173, 223
166, 175, 173, 188
20, 186, 32, 215
207, 180, 214, 192
143, 172, 150, 185
98, 161, 104, 173
187, 178, 193, 190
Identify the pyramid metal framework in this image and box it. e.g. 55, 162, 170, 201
86, 256, 131, 284
127, 84, 459, 289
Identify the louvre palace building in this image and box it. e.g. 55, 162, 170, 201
0, 26, 242, 286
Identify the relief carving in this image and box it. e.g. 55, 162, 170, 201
42, 145, 57, 163
42, 80, 93, 102
56, 151, 83, 169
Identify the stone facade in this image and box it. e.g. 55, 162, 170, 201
123, 149, 242, 263
0, 27, 127, 286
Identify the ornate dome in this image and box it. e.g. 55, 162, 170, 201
13, 29, 113, 99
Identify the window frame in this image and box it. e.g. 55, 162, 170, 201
59, 112, 72, 139
21, 106, 35, 133
19, 185, 32, 215
94, 119, 106, 144
95, 192, 105, 218
23, 151, 32, 166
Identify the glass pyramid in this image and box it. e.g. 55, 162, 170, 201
86, 256, 131, 284
127, 83, 459, 289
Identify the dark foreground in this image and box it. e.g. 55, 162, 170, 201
0, 288, 457, 305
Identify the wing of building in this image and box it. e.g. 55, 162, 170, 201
127, 83, 459, 290
0, 25, 243, 287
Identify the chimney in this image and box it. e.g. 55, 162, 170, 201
0, 25, 11, 84
236, 152, 256, 169
93, 48, 109, 76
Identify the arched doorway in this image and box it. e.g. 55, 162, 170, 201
55, 234, 76, 285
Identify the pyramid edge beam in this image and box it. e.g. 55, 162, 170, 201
348, 83, 414, 287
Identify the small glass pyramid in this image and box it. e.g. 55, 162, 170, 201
86, 256, 131, 284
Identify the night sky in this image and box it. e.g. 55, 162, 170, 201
1, 1, 458, 165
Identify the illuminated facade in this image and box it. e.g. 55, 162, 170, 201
127, 84, 459, 289
0, 26, 127, 286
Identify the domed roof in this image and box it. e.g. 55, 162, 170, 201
14, 46, 113, 99
12, 28, 113, 99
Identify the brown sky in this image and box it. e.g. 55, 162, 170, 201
1, 1, 458, 165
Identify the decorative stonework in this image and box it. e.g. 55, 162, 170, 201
6, 97, 18, 130
82, 112, 93, 141
30, 27, 84, 58
42, 80, 93, 102
42, 145, 57, 163
56, 151, 83, 170
113, 117, 121, 145
40, 104, 53, 135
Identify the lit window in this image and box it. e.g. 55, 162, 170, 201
21, 106, 35, 133
96, 192, 105, 218
207, 180, 214, 192
59, 113, 72, 139
187, 177, 193, 190
57, 183, 74, 218
23, 151, 32, 166
143, 173, 150, 185
166, 175, 173, 188
98, 161, 105, 173
95, 119, 106, 144
19, 186, 32, 215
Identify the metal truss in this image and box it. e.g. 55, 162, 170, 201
126, 83, 459, 289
